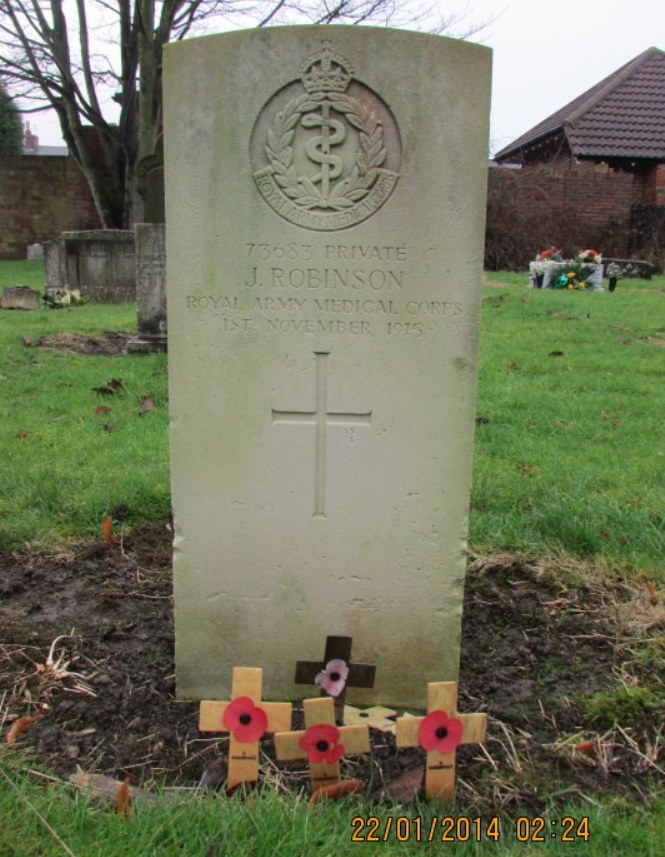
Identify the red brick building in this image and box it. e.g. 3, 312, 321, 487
488, 47, 665, 269
0, 123, 100, 260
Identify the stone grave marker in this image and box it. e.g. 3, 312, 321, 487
128, 223, 167, 353
0, 285, 41, 310
164, 26, 491, 708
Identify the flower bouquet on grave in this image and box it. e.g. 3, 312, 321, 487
576, 248, 602, 265
552, 262, 594, 290
530, 246, 563, 287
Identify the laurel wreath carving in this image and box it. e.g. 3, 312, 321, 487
264, 92, 387, 210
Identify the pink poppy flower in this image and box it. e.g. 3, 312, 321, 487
418, 710, 463, 754
314, 659, 349, 697
299, 723, 345, 764
222, 696, 268, 743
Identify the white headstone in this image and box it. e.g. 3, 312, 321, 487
164, 26, 491, 708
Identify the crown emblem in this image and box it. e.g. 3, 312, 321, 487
299, 41, 353, 94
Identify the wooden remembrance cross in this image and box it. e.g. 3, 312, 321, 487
396, 681, 486, 802
274, 696, 370, 793
295, 634, 376, 722
199, 667, 292, 789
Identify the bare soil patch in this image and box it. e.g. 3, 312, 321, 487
36, 331, 130, 356
0, 524, 662, 812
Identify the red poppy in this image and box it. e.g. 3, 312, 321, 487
222, 696, 268, 743
299, 723, 345, 764
418, 710, 463, 754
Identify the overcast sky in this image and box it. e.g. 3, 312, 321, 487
23, 0, 664, 154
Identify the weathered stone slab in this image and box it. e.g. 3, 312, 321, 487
44, 230, 135, 303
0, 285, 41, 310
128, 223, 167, 353
164, 26, 491, 707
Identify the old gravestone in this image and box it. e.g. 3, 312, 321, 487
164, 26, 491, 708
127, 223, 167, 353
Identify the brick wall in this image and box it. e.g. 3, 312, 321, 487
485, 155, 647, 269
0, 155, 100, 260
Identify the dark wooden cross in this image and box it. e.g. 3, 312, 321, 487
395, 681, 486, 802
294, 635, 376, 723
199, 667, 292, 790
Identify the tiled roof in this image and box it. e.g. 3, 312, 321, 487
495, 47, 665, 162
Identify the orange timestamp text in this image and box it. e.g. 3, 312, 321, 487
350, 815, 591, 843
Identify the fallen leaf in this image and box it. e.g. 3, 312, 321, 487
554, 419, 568, 430
372, 765, 424, 803
6, 714, 44, 746
600, 410, 610, 420
93, 379, 125, 396
115, 778, 131, 818
308, 779, 365, 805
95, 405, 111, 416
22, 336, 32, 347
520, 463, 537, 475
102, 515, 120, 545
138, 396, 156, 415
646, 582, 658, 606
612, 420, 622, 428
622, 340, 630, 346
198, 756, 228, 791
17, 430, 30, 440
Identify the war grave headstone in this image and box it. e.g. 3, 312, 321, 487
164, 26, 491, 708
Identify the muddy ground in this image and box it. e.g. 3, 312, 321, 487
1, 521, 662, 812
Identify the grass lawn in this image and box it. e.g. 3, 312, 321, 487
0, 260, 663, 855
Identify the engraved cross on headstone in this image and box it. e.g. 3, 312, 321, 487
295, 634, 376, 723
272, 351, 371, 518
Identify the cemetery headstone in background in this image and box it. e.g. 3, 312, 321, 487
128, 224, 167, 353
164, 27, 491, 707
44, 230, 135, 303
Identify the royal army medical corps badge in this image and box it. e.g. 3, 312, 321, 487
250, 40, 402, 231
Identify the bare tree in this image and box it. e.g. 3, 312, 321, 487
0, 1, 488, 227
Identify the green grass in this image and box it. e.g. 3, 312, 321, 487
485, 269, 665, 293
0, 262, 169, 548
473, 283, 665, 576
0, 258, 46, 290
1, 757, 663, 857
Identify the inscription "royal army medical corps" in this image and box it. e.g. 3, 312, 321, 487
184, 292, 465, 338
